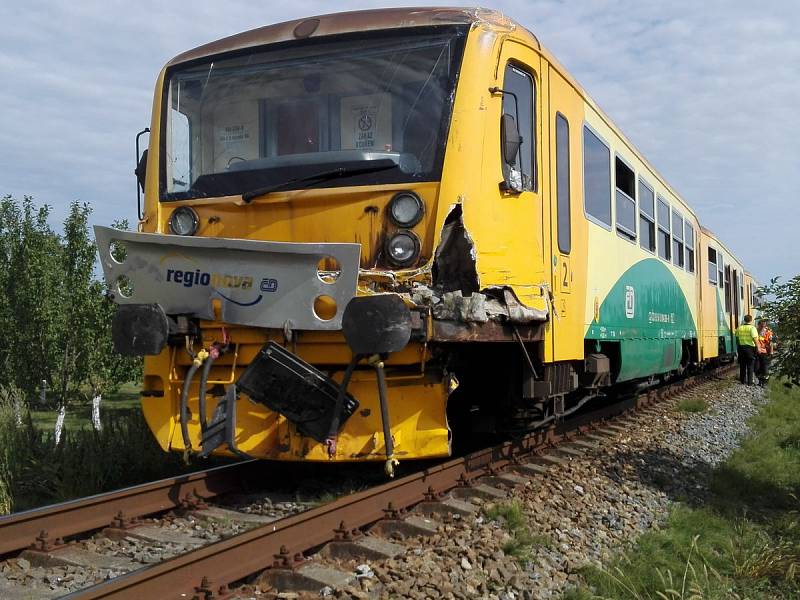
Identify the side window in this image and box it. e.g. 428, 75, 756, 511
168, 109, 191, 192
501, 64, 535, 190
614, 157, 636, 240
555, 113, 571, 253
638, 179, 656, 252
724, 265, 732, 311
671, 210, 685, 268
685, 224, 695, 273
708, 247, 718, 285
657, 196, 671, 262
718, 253, 724, 289
583, 126, 611, 227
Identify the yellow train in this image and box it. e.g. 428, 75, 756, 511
96, 8, 758, 474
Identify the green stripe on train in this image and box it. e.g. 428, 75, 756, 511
586, 258, 696, 382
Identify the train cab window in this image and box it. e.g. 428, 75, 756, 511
638, 179, 656, 253
555, 113, 571, 253
583, 126, 611, 227
614, 156, 636, 240
657, 196, 671, 262
708, 248, 718, 285
502, 64, 535, 190
671, 210, 685, 268
685, 224, 696, 273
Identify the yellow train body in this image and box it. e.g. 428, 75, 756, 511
98, 8, 757, 464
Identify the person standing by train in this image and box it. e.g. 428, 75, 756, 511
735, 315, 759, 385
756, 319, 776, 386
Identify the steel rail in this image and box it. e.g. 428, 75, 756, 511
0, 460, 260, 557
63, 368, 727, 599
64, 389, 661, 599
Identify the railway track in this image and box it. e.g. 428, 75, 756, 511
0, 367, 731, 599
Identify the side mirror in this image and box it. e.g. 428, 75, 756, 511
501, 113, 522, 166
135, 149, 148, 193
134, 127, 150, 220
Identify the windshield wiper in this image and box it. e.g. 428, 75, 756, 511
241, 160, 399, 203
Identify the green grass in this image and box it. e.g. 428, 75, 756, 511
484, 500, 551, 563
676, 397, 708, 414
565, 380, 800, 600
0, 384, 229, 514
29, 382, 141, 431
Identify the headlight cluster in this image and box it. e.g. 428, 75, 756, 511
385, 192, 423, 267
168, 206, 199, 236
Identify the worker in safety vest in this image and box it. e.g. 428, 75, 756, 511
756, 319, 776, 386
735, 314, 759, 385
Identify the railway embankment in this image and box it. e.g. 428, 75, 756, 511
2, 374, 793, 599
336, 376, 769, 600
567, 380, 800, 599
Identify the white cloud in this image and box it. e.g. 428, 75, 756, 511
0, 0, 796, 280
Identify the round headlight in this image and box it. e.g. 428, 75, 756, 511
168, 207, 199, 236
388, 192, 424, 228
385, 231, 421, 267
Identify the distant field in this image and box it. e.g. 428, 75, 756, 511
30, 382, 141, 432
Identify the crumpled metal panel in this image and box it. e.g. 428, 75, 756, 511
94, 226, 360, 330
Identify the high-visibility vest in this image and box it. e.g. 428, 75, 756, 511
759, 327, 774, 353
735, 323, 758, 347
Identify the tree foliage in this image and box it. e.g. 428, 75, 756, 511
759, 275, 800, 386
0, 195, 139, 407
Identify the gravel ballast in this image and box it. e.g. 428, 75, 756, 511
323, 376, 767, 599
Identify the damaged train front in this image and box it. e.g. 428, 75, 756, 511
96, 21, 482, 473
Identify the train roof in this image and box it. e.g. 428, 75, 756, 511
700, 225, 747, 268
166, 7, 523, 66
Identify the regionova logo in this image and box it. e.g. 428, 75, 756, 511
165, 268, 278, 307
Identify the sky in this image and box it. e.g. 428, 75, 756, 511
0, 1, 797, 282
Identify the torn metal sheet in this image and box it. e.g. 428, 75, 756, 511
413, 285, 548, 325
94, 226, 360, 330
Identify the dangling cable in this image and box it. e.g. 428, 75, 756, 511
179, 345, 207, 459
325, 352, 361, 458
198, 344, 221, 433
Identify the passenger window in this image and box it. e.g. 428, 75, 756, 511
638, 179, 656, 253
685, 224, 695, 273
657, 196, 671, 262
583, 126, 611, 227
724, 266, 732, 311
718, 254, 724, 289
671, 210, 685, 268
707, 248, 718, 284
501, 64, 535, 190
614, 157, 636, 240
555, 113, 571, 253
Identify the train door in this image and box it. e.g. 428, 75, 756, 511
491, 42, 549, 314
546, 64, 586, 362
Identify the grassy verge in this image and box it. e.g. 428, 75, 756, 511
565, 381, 800, 599
29, 382, 141, 432
1, 385, 229, 514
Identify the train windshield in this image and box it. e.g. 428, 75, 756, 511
161, 26, 467, 201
